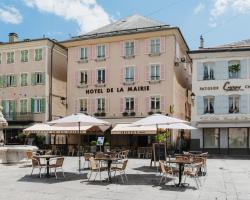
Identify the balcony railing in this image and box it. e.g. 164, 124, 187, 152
3, 112, 34, 122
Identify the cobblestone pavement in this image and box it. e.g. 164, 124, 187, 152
0, 157, 249, 200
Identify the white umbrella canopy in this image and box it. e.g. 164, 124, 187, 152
159, 123, 196, 130
130, 114, 187, 127
47, 113, 111, 172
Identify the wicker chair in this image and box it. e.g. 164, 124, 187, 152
48, 157, 65, 179
83, 153, 94, 169
88, 157, 108, 181
159, 160, 178, 185
30, 156, 46, 178
111, 159, 128, 183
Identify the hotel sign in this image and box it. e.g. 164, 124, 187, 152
199, 81, 250, 92
86, 86, 150, 94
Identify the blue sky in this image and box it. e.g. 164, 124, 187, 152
0, 0, 250, 50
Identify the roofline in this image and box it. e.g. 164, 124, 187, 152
0, 38, 67, 50
189, 47, 250, 54
60, 26, 189, 51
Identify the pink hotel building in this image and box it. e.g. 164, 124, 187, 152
62, 15, 192, 146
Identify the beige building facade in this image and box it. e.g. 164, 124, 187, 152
62, 15, 192, 147
0, 33, 67, 143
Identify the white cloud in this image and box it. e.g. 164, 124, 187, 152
0, 6, 23, 24
209, 0, 250, 27
193, 2, 205, 15
23, 0, 111, 34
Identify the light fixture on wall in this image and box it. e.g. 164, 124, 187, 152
191, 92, 196, 103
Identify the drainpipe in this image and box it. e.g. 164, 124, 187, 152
49, 42, 55, 121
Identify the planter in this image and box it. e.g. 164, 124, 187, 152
122, 112, 128, 116
130, 111, 136, 116
90, 146, 97, 153
104, 145, 110, 152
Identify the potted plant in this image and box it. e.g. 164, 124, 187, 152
148, 111, 154, 115
122, 111, 128, 116
35, 135, 46, 149
229, 64, 240, 73
100, 112, 106, 117
104, 141, 110, 152
130, 111, 136, 116
18, 132, 27, 144
94, 112, 100, 117
90, 140, 97, 153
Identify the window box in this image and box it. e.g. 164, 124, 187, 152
95, 57, 106, 62
149, 52, 161, 57
123, 55, 135, 59
94, 112, 100, 117
148, 111, 154, 115
123, 81, 135, 85
100, 112, 106, 117
149, 80, 161, 84
130, 111, 136, 116
122, 111, 128, 116
77, 84, 88, 88
77, 59, 88, 64
95, 83, 106, 87
228, 64, 240, 73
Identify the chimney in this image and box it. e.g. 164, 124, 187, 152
8, 33, 18, 43
199, 35, 204, 49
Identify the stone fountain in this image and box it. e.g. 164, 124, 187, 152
0, 106, 38, 164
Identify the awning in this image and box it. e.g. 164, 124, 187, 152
24, 123, 108, 134
111, 124, 156, 135
197, 121, 250, 128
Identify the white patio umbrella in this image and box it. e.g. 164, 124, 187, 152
159, 123, 196, 130
47, 113, 111, 172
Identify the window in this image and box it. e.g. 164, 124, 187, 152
97, 69, 105, 84
97, 45, 105, 58
80, 47, 88, 60
32, 72, 45, 85
97, 98, 105, 112
35, 49, 42, 61
21, 50, 28, 62
6, 75, 16, 87
229, 96, 239, 113
125, 97, 134, 111
203, 128, 219, 148
125, 41, 134, 57
150, 96, 160, 110
79, 99, 87, 113
21, 73, 28, 86
150, 38, 160, 54
20, 99, 28, 114
204, 96, 214, 114
203, 62, 214, 80
79, 71, 88, 85
33, 98, 45, 113
229, 128, 247, 148
7, 52, 14, 64
150, 64, 160, 81
228, 60, 240, 79
124, 67, 135, 83
1, 100, 16, 115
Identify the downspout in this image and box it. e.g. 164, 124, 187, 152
49, 42, 55, 121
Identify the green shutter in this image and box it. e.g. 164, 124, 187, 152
0, 75, 3, 87
31, 73, 36, 85
12, 100, 16, 113
42, 72, 45, 84
2, 75, 6, 87
13, 75, 17, 87
31, 98, 34, 113
1, 100, 6, 113
41, 98, 46, 113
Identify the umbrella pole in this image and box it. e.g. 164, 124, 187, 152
78, 122, 81, 172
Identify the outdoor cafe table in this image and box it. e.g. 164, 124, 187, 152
95, 157, 121, 182
165, 159, 193, 187
36, 155, 60, 178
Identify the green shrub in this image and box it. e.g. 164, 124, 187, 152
90, 140, 97, 146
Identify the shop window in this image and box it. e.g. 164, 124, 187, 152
203, 128, 219, 148
229, 128, 248, 148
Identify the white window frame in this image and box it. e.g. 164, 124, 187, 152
7, 51, 14, 64
150, 38, 160, 54
97, 45, 105, 58
203, 96, 214, 114
20, 50, 28, 62
96, 68, 105, 84
150, 64, 160, 81
80, 47, 88, 60
125, 41, 134, 57
229, 95, 239, 114
150, 96, 160, 111
124, 66, 135, 83
97, 98, 105, 112
34, 98, 43, 113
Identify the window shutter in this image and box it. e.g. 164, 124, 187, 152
160, 96, 165, 113
105, 98, 109, 113
21, 74, 24, 86
1, 100, 6, 112
145, 65, 150, 81
144, 39, 149, 55
120, 98, 124, 113
75, 71, 79, 87
91, 98, 95, 114
41, 98, 46, 113
105, 44, 109, 58
214, 61, 228, 80
2, 75, 7, 87
31, 98, 34, 113
240, 59, 248, 79
12, 100, 16, 113
135, 66, 139, 83
120, 42, 125, 57
91, 70, 96, 85
13, 75, 17, 87
87, 46, 91, 60
0, 75, 3, 87
134, 40, 140, 56
146, 96, 150, 112
197, 62, 203, 81
196, 96, 204, 115
120, 68, 124, 84
105, 68, 108, 84
214, 95, 228, 114
160, 64, 165, 80
31, 73, 36, 85
240, 95, 249, 114
160, 37, 166, 53
92, 45, 96, 59
134, 97, 139, 113
86, 98, 90, 114
41, 72, 45, 84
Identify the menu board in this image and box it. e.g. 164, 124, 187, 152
96, 137, 104, 146
151, 143, 167, 167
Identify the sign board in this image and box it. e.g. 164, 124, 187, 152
151, 143, 167, 167
96, 137, 104, 146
